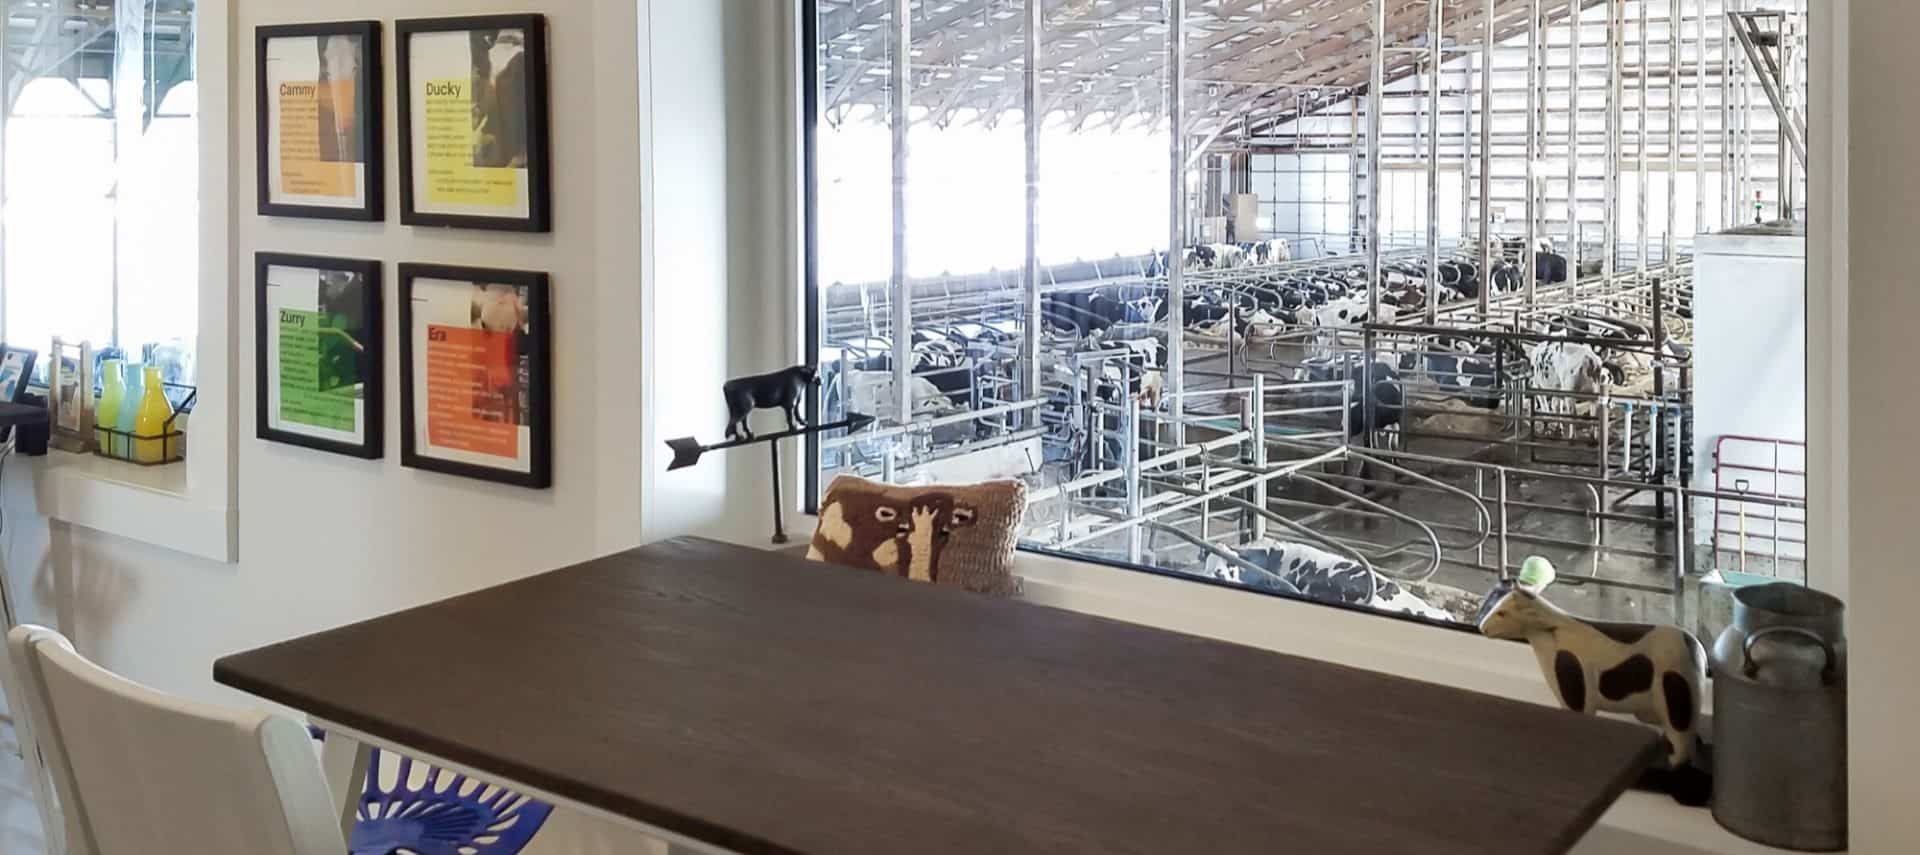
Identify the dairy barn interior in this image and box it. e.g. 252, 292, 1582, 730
804, 0, 1812, 637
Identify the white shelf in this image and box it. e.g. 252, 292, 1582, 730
3, 450, 233, 562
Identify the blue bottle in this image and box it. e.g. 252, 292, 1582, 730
117, 363, 145, 457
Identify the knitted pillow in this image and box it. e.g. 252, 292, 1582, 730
806, 474, 1027, 595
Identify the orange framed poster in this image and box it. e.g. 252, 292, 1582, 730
398, 263, 551, 488
256, 21, 382, 220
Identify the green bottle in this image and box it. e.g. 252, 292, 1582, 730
95, 359, 126, 456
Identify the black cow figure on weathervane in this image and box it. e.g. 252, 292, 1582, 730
665, 364, 873, 545
723, 365, 818, 440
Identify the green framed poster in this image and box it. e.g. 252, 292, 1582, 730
256, 253, 383, 458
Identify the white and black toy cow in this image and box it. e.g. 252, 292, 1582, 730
1478, 557, 1705, 770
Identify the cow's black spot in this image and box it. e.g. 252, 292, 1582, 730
1663, 672, 1695, 732
1592, 622, 1655, 645
1599, 654, 1656, 702
1555, 650, 1586, 713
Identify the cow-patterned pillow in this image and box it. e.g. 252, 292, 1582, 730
806, 474, 1027, 596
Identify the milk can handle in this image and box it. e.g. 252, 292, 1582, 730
1742, 626, 1838, 685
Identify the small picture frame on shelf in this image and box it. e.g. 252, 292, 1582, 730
47, 339, 94, 452
398, 263, 551, 488
257, 253, 384, 459
396, 14, 552, 232
0, 346, 38, 403
256, 21, 384, 221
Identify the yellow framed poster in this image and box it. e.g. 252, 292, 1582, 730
397, 15, 552, 232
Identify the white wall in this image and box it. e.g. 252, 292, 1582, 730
0, 0, 659, 709
0, 0, 801, 707
1688, 232, 1808, 556
638, 0, 800, 546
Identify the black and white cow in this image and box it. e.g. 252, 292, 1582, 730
1478, 559, 1705, 768
1488, 260, 1524, 293
1246, 238, 1292, 265
1205, 541, 1449, 621
1304, 296, 1371, 361
1527, 341, 1612, 435
1208, 243, 1249, 269
1405, 348, 1506, 410
855, 336, 976, 407
1297, 355, 1404, 436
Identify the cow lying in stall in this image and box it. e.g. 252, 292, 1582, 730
1203, 540, 1451, 622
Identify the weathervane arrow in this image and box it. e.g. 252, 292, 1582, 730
666, 412, 877, 471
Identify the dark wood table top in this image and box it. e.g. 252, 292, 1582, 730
215, 536, 1661, 855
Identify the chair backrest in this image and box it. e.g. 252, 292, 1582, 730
6, 626, 343, 855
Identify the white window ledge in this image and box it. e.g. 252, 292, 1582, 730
2, 450, 234, 563
1011, 550, 1830, 855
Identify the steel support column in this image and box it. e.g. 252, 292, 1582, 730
1366, 0, 1386, 325
1426, 0, 1443, 325
1524, 0, 1541, 306
1695, 0, 1708, 234
1604, 0, 1622, 281
1478, 0, 1494, 318
1636, 0, 1649, 280
1167, 0, 1188, 448
1667, 0, 1681, 264
1022, 0, 1042, 414
890, 0, 913, 427
1567, 0, 1582, 269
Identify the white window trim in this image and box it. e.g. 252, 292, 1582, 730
2, 0, 236, 564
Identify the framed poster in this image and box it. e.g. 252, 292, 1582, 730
256, 22, 383, 220
256, 253, 383, 459
398, 264, 551, 488
396, 15, 552, 232
0, 346, 37, 403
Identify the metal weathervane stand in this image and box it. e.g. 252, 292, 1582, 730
665, 413, 875, 545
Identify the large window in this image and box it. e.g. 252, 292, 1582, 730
3, 0, 198, 383
1249, 153, 1353, 256
807, 0, 1818, 638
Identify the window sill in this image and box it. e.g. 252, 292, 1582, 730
1010, 551, 1829, 855
3, 450, 235, 563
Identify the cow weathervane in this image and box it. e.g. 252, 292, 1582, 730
664, 364, 875, 544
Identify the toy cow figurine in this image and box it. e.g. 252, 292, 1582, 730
1478, 558, 1706, 770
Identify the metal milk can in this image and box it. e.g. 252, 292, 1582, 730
1710, 583, 1847, 851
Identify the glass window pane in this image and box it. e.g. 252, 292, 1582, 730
3, 0, 197, 384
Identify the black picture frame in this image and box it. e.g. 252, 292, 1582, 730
0, 346, 38, 404
255, 21, 385, 221
398, 263, 552, 489
255, 253, 384, 459
395, 14, 552, 233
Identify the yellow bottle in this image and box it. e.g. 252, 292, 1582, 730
95, 359, 125, 456
133, 366, 174, 463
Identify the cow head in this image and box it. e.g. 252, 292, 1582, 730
1476, 557, 1559, 637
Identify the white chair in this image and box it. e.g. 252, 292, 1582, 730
5, 625, 343, 855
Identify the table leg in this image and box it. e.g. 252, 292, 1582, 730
319, 728, 371, 843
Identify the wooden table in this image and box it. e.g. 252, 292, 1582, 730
215, 536, 1662, 855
